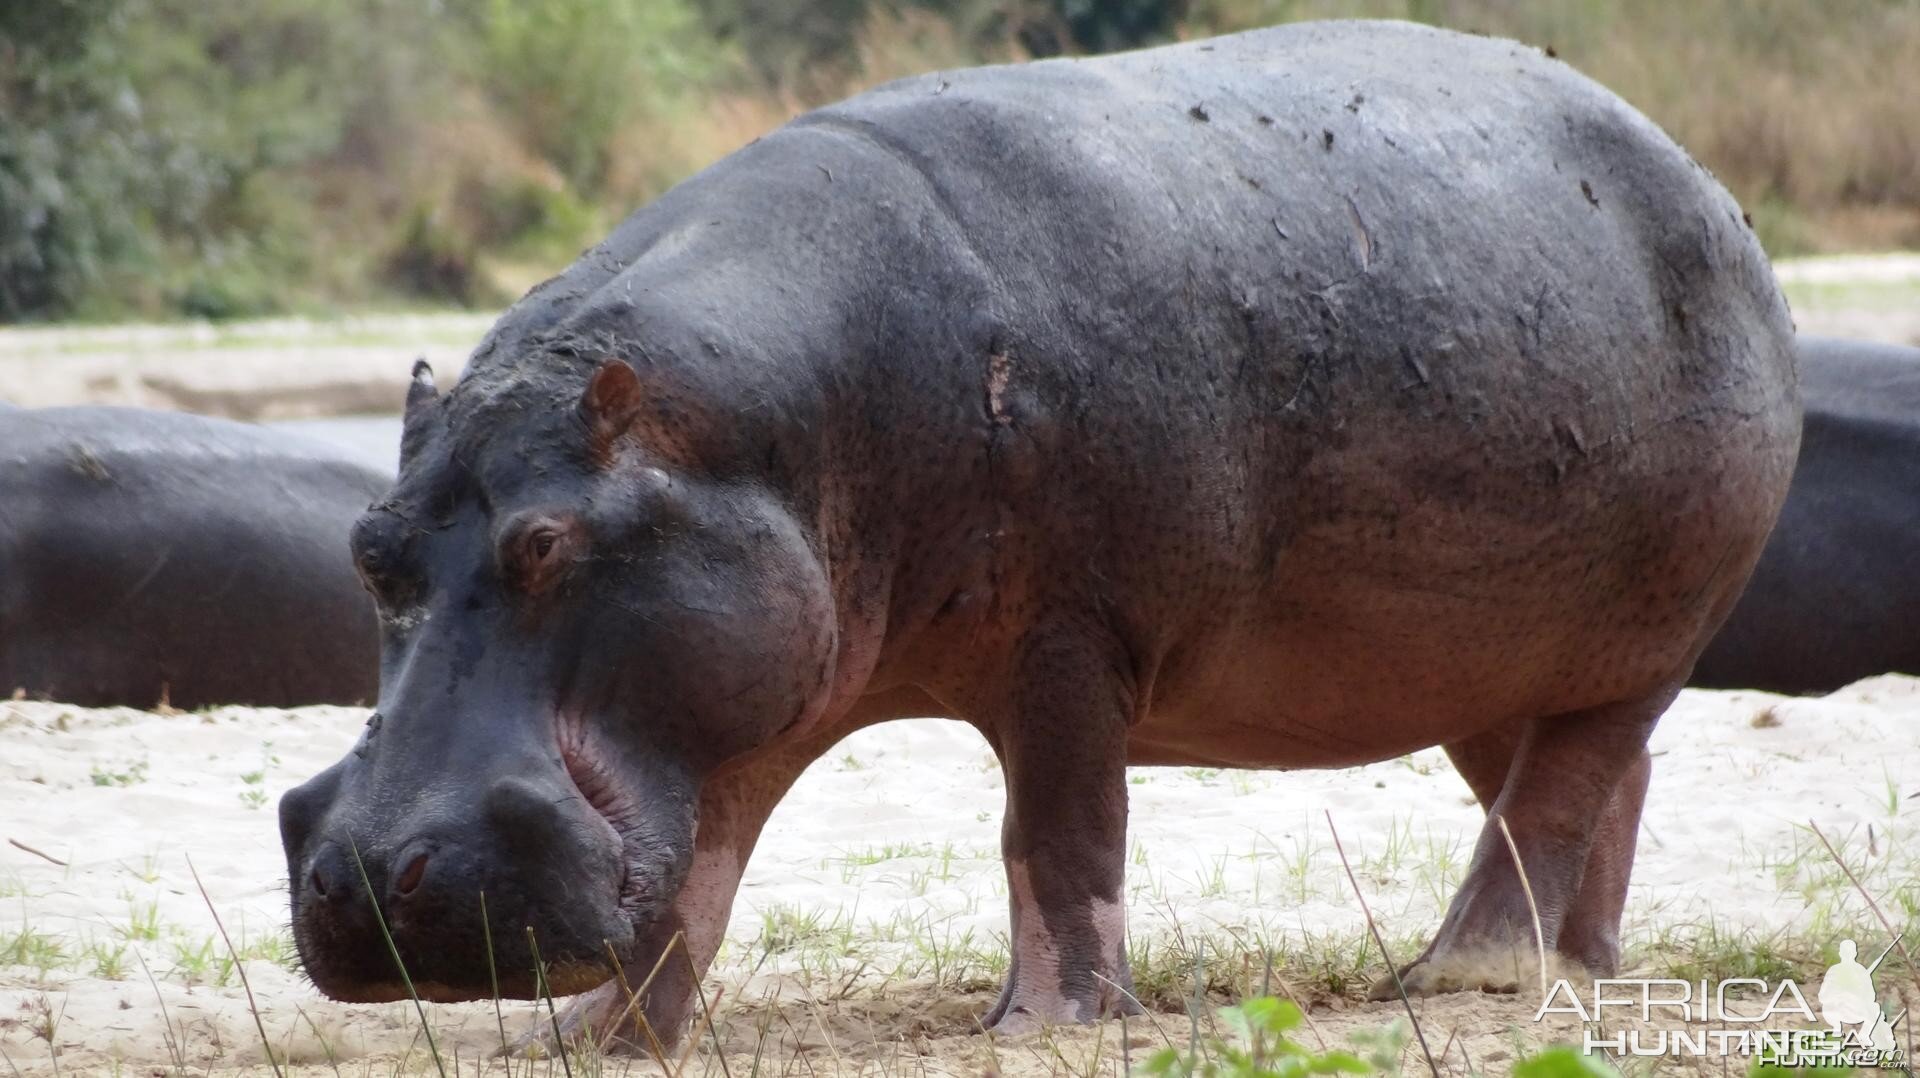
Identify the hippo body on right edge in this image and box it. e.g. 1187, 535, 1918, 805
1692, 336, 1920, 694
281, 20, 1798, 1043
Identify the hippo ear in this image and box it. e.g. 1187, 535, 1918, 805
397, 358, 440, 471
405, 358, 437, 415
580, 360, 645, 465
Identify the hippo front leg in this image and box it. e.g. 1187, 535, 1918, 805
979, 629, 1139, 1035
544, 747, 817, 1054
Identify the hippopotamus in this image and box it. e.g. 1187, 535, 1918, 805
1691, 336, 1919, 694
0, 407, 388, 708
280, 19, 1797, 1044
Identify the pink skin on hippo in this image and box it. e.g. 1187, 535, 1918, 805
278, 21, 1799, 1047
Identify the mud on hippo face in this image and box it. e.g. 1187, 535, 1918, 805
279, 359, 838, 1002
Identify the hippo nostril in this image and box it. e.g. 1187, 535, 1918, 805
305, 845, 350, 904
395, 852, 429, 896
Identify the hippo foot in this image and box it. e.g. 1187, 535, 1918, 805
982, 964, 1142, 1036
1366, 947, 1588, 1002
509, 980, 667, 1059
984, 994, 1143, 1037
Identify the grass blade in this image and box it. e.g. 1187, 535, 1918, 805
346, 840, 448, 1078
681, 937, 734, 1078
135, 950, 188, 1076
1496, 816, 1549, 1000
1326, 809, 1439, 1077
480, 892, 513, 1069
187, 855, 285, 1078
603, 939, 674, 1070
525, 926, 575, 1078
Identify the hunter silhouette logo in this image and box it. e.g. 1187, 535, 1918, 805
1817, 937, 1904, 1058
1536, 932, 1909, 1067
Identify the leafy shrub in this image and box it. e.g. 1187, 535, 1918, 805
1140, 997, 1392, 1076
1140, 995, 1627, 1078
0, 0, 149, 320
457, 0, 721, 196
5, 0, 1918, 320
381, 204, 497, 307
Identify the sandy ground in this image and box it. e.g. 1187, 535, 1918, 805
1779, 253, 1920, 346
0, 314, 490, 418
2, 679, 1916, 1075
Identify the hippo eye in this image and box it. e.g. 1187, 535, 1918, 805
353, 545, 411, 607
350, 513, 419, 608
505, 517, 577, 594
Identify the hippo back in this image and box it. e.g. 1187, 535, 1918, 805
0, 407, 390, 708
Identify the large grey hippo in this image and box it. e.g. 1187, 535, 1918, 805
279, 20, 1797, 1044
0, 407, 388, 708
1692, 336, 1919, 694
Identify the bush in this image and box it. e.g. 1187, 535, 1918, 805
5, 0, 1918, 320
457, 0, 722, 196
0, 0, 149, 320
381, 204, 497, 307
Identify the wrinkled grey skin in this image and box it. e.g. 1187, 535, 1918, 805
0, 406, 388, 707
1692, 336, 1920, 694
281, 20, 1798, 1044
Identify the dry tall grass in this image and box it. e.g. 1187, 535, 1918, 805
1188, 0, 1920, 253
602, 0, 1920, 261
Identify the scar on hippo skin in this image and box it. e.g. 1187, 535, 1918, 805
985, 352, 1013, 426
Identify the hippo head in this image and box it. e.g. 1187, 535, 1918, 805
280, 356, 838, 1002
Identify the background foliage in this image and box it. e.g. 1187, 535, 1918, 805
3, 0, 1917, 321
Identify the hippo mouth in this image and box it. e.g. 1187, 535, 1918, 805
556, 711, 661, 928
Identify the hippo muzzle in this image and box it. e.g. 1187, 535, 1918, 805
279, 708, 695, 1002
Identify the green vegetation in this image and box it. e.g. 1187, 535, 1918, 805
5, 0, 1917, 322
88, 757, 148, 786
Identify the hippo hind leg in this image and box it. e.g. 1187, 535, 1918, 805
1370, 687, 1673, 1000
977, 625, 1141, 1035
1434, 722, 1653, 982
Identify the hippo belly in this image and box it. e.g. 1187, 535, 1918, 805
278, 20, 1798, 1047
1691, 336, 1920, 694
0, 406, 389, 708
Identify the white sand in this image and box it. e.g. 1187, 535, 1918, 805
2, 679, 1916, 1074
1772, 253, 1920, 285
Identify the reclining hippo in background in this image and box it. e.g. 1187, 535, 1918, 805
1691, 336, 1919, 694
0, 407, 388, 708
280, 20, 1796, 1043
